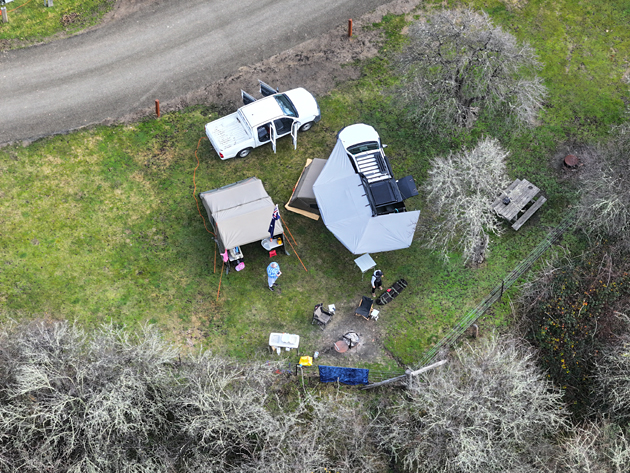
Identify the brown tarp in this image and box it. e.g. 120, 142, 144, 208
199, 177, 283, 252
285, 158, 326, 220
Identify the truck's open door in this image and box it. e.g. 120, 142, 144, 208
241, 90, 256, 105
291, 121, 299, 150
270, 125, 277, 153
259, 80, 278, 97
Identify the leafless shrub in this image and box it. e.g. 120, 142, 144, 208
518, 249, 570, 312
300, 392, 386, 472
557, 420, 630, 473
577, 123, 630, 250
397, 8, 546, 134
0, 320, 391, 473
241, 391, 387, 473
170, 351, 282, 472
0, 321, 179, 472
377, 336, 567, 472
422, 136, 510, 264
593, 334, 630, 425
0, 321, 294, 473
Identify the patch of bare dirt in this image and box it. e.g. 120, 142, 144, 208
294, 297, 399, 367
551, 141, 598, 184
61, 13, 81, 27
115, 0, 424, 125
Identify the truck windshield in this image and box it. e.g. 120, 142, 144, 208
275, 94, 298, 118
347, 141, 380, 155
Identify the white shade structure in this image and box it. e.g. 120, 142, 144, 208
313, 139, 420, 254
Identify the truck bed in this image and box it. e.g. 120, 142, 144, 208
354, 151, 391, 184
205, 112, 251, 154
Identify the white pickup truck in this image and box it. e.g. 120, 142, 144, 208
204, 81, 321, 160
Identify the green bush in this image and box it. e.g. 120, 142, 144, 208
523, 242, 630, 417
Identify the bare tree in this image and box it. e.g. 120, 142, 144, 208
593, 334, 630, 425
241, 391, 388, 473
397, 8, 546, 134
377, 336, 567, 473
0, 320, 179, 472
557, 420, 630, 473
0, 320, 389, 473
422, 136, 510, 264
0, 321, 292, 473
577, 123, 630, 250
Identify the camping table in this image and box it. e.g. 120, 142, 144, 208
269, 333, 300, 354
261, 236, 288, 255
354, 253, 376, 280
492, 179, 547, 231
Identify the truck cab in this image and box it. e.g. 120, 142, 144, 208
205, 81, 320, 160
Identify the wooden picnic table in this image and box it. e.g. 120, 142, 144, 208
492, 179, 546, 231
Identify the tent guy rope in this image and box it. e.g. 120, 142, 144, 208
279, 214, 307, 272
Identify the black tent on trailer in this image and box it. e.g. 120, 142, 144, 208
284, 158, 326, 220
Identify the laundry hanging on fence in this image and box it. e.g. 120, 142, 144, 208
318, 365, 369, 385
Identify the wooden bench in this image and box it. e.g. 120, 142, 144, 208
512, 196, 547, 231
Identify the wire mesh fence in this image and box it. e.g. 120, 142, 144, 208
417, 212, 576, 368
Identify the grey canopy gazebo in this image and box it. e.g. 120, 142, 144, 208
312, 139, 420, 254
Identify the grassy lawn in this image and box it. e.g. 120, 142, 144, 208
1, 1, 629, 367
0, 0, 114, 46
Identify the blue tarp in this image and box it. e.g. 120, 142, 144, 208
318, 365, 369, 385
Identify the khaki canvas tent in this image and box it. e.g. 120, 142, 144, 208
285, 158, 326, 220
199, 177, 284, 257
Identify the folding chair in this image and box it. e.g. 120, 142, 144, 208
312, 303, 333, 330
355, 296, 374, 320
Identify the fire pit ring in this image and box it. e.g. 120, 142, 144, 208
564, 154, 579, 168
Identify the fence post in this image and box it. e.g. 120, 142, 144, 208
1, 8, 8, 23
155, 99, 160, 118
406, 369, 412, 389
348, 19, 353, 38
500, 279, 505, 301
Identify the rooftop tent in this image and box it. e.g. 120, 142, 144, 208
199, 177, 283, 253
285, 158, 327, 220
312, 139, 420, 254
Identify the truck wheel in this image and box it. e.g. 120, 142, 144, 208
299, 122, 314, 132
237, 148, 252, 158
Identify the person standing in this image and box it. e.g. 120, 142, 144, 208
371, 269, 384, 298
267, 262, 282, 291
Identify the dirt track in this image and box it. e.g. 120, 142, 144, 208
0, 0, 422, 145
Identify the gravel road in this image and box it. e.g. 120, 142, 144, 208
0, 0, 393, 144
